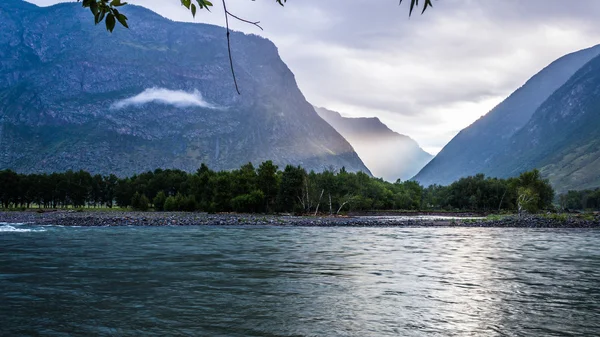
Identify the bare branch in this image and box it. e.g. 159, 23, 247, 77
225, 10, 263, 30
221, 0, 241, 95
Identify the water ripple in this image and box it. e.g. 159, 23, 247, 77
1, 226, 599, 336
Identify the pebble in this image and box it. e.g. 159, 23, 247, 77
0, 211, 598, 228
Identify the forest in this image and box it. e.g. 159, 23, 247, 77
0, 162, 555, 214
559, 188, 600, 211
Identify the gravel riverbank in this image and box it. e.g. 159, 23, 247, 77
1, 211, 599, 228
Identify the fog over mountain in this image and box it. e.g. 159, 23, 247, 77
316, 107, 431, 182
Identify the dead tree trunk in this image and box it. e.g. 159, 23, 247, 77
306, 179, 310, 213
297, 196, 306, 213
498, 188, 507, 212
314, 189, 324, 216
337, 201, 350, 215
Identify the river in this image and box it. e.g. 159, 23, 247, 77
1, 222, 599, 336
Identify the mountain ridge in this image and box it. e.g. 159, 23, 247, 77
316, 107, 431, 181
0, 0, 371, 176
485, 53, 600, 193
413, 44, 600, 187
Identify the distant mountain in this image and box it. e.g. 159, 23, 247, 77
485, 53, 600, 193
315, 107, 432, 181
0, 0, 370, 176
413, 44, 600, 187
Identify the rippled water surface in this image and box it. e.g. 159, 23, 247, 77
2, 223, 600, 336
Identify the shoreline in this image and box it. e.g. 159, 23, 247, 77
1, 210, 599, 228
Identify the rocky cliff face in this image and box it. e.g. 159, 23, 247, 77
486, 54, 600, 193
316, 107, 431, 181
0, 0, 370, 176
413, 44, 600, 186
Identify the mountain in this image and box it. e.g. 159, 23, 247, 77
485, 53, 600, 193
413, 44, 600, 187
0, 0, 370, 176
315, 107, 432, 181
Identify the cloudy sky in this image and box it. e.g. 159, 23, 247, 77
28, 0, 600, 154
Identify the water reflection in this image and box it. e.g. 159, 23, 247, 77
1, 226, 599, 336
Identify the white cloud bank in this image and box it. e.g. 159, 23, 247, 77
112, 88, 218, 109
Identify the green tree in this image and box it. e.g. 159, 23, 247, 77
517, 187, 540, 216
115, 177, 133, 207
67, 170, 92, 208
589, 189, 600, 210
559, 188, 600, 211
103, 174, 118, 208
131, 191, 149, 211
231, 162, 258, 197
153, 191, 167, 211
564, 190, 583, 210
192, 163, 216, 210
517, 169, 554, 211
139, 194, 150, 211
232, 190, 265, 213
164, 195, 178, 212
277, 165, 306, 213
211, 172, 233, 211
91, 174, 105, 207
181, 194, 198, 212
257, 160, 279, 212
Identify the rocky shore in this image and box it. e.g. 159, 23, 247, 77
1, 210, 599, 228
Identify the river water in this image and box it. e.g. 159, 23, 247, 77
1, 223, 600, 336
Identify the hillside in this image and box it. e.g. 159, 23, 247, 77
413, 44, 600, 186
0, 0, 370, 176
486, 53, 600, 193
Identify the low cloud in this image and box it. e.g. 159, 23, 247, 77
112, 88, 218, 109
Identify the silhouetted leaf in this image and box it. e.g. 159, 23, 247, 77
106, 13, 116, 32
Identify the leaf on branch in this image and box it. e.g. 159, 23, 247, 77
94, 9, 106, 24
106, 12, 116, 32
79, 0, 129, 31
399, 0, 433, 17
116, 12, 129, 28
110, 0, 127, 7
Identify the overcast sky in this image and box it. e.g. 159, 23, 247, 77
28, 0, 600, 154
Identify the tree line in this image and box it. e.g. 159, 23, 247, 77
423, 169, 555, 215
0, 162, 554, 214
559, 188, 600, 211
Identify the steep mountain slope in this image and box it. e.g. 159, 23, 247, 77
316, 107, 432, 181
0, 0, 370, 176
413, 44, 600, 186
486, 54, 600, 193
